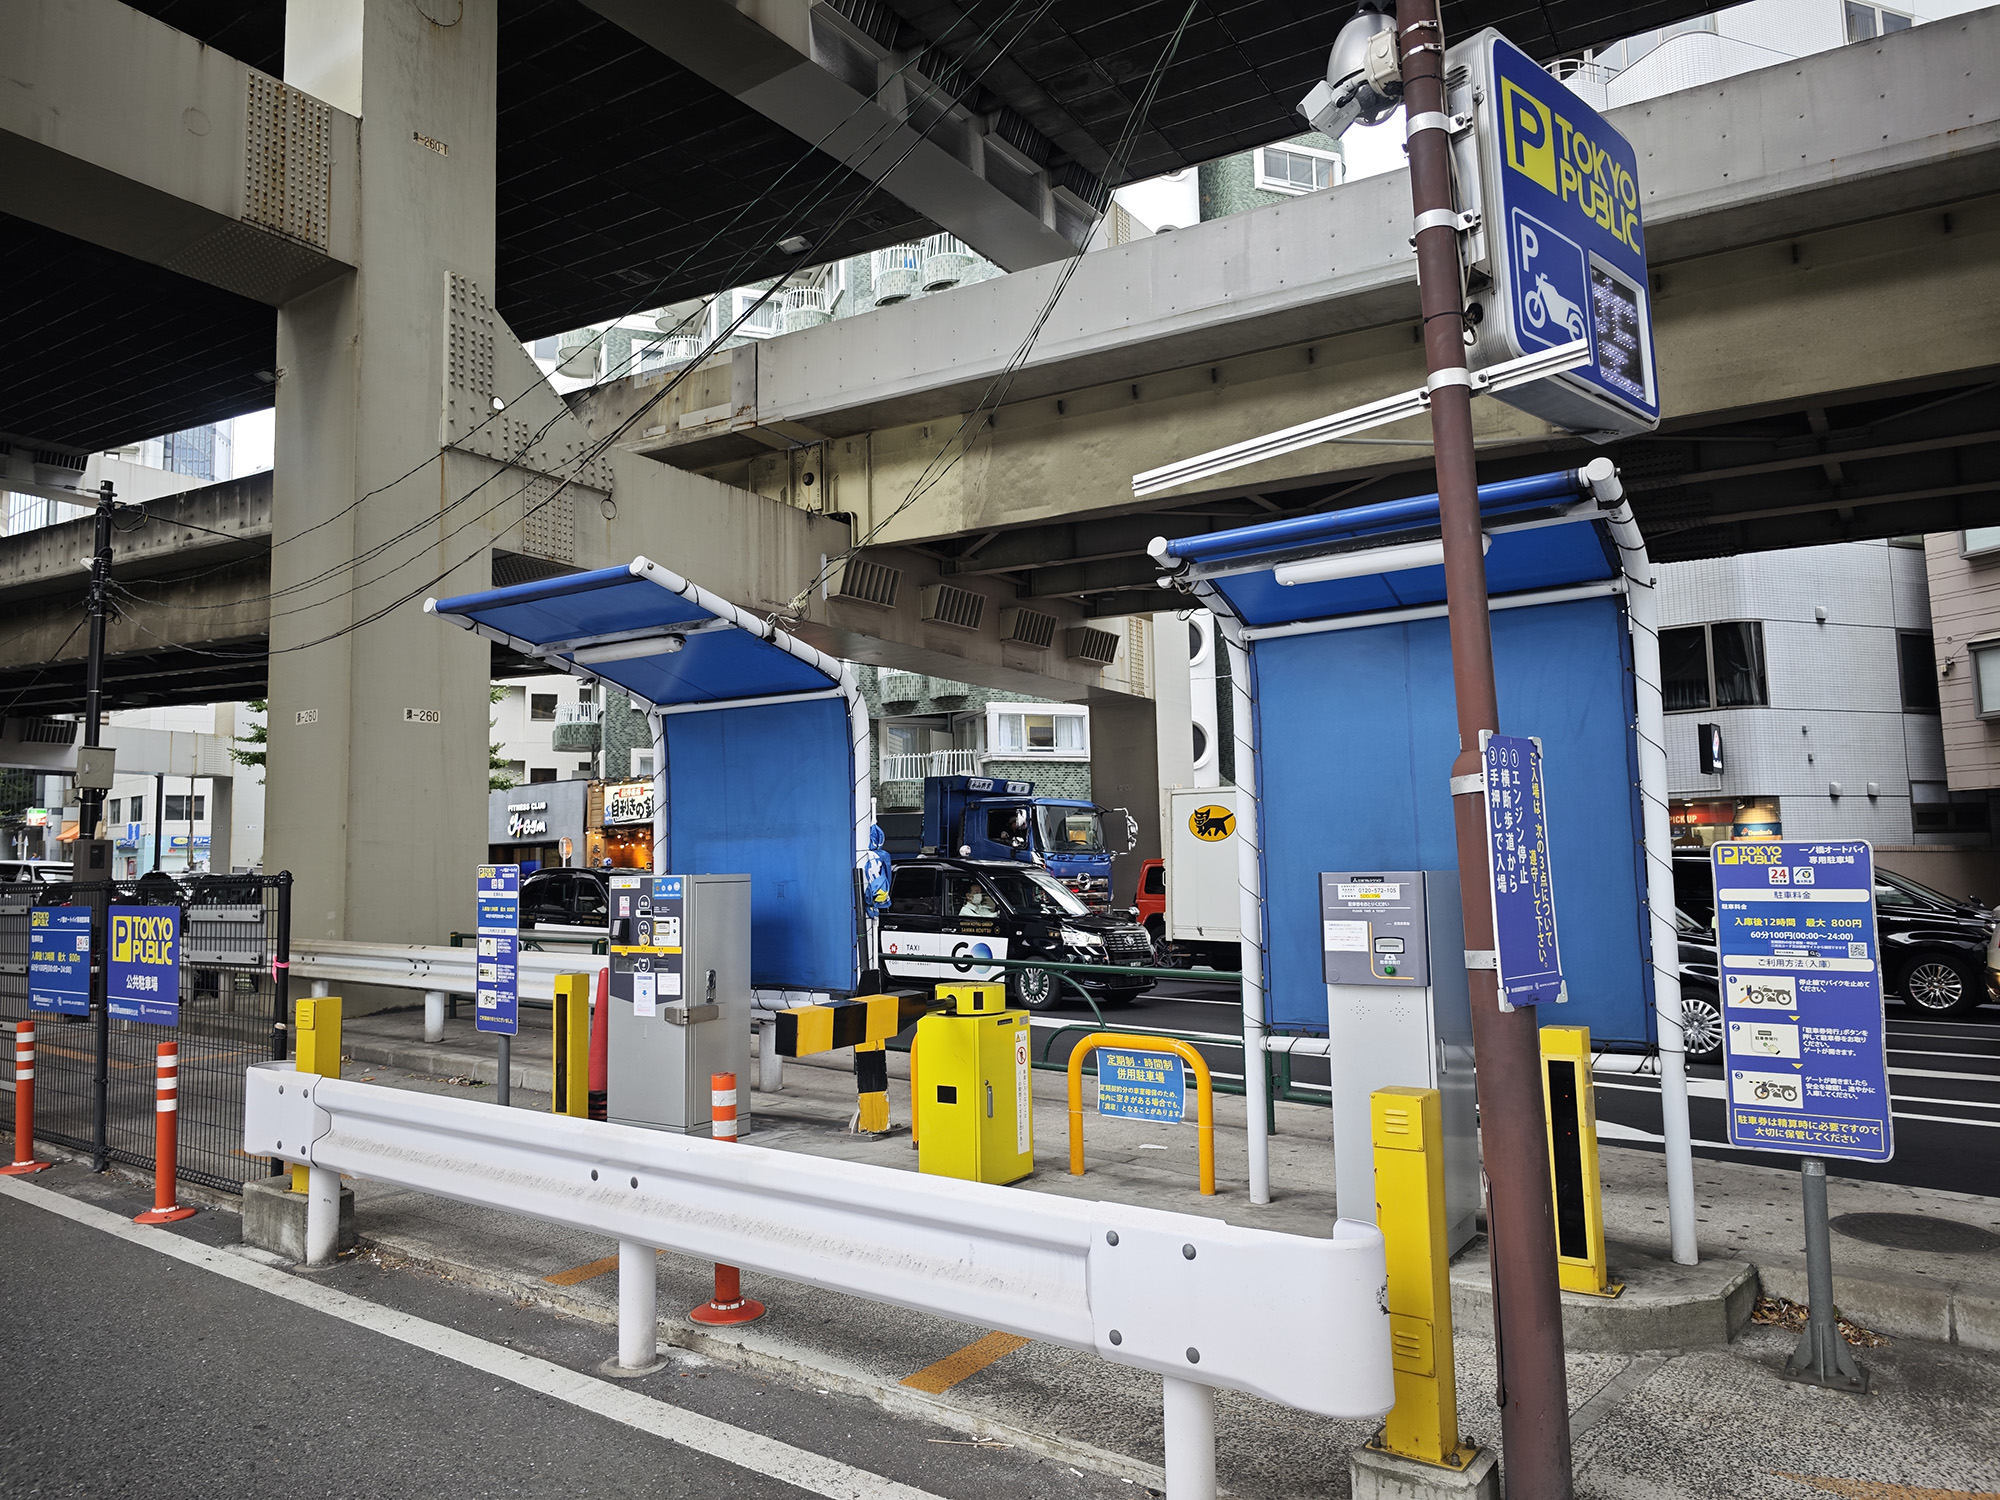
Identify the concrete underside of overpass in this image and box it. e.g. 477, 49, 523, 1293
574, 13, 2000, 614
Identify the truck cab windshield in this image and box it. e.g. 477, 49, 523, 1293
1034, 806, 1105, 855
984, 868, 1091, 918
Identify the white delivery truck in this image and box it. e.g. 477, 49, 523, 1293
1145, 787, 1243, 970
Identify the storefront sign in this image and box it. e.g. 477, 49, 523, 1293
604, 780, 654, 826
507, 801, 549, 837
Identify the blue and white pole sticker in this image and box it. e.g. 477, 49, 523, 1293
29, 907, 92, 1017
1096, 1048, 1188, 1123
107, 905, 181, 1026
475, 863, 520, 1037
1482, 732, 1565, 1009
1713, 841, 1893, 1162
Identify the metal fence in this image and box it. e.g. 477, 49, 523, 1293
0, 872, 290, 1192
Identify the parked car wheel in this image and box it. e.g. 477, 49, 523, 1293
1009, 966, 1060, 1010
1142, 918, 1175, 969
1679, 987, 1723, 1062
1898, 953, 1985, 1016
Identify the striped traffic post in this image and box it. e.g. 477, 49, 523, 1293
134, 1043, 196, 1224
1, 1022, 54, 1176
689, 1073, 764, 1326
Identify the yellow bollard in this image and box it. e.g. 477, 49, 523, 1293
1370, 1086, 1476, 1471
552, 973, 591, 1119
290, 996, 342, 1192
1540, 1025, 1624, 1297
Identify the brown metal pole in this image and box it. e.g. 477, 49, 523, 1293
1394, 4, 1574, 1495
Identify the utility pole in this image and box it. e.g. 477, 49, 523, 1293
83, 480, 115, 1171
1394, 3, 1574, 1495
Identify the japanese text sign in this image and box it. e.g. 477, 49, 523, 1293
1483, 733, 1565, 1008
1096, 1048, 1187, 1123
29, 907, 92, 1017
475, 864, 520, 1037
107, 904, 180, 1025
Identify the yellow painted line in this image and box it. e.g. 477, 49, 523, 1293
543, 1254, 621, 1286
1777, 1476, 2000, 1500
899, 1332, 1030, 1394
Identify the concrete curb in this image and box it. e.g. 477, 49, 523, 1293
354, 1226, 1172, 1493
1449, 1237, 1758, 1353
1753, 1261, 2000, 1353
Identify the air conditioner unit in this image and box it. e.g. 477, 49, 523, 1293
998, 607, 1058, 649
920, 584, 986, 631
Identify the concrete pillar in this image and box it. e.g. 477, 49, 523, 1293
265, 0, 499, 944
1089, 692, 1160, 911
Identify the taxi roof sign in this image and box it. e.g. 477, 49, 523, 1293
1455, 31, 1660, 440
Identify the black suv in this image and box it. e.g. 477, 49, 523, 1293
1673, 854, 1993, 1050
519, 867, 611, 930
880, 857, 1155, 1010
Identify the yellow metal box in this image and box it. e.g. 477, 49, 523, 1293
914, 1006, 1033, 1185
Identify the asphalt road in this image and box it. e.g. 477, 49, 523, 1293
1025, 979, 2000, 1197
0, 1173, 1130, 1500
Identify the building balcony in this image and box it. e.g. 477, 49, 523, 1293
551, 703, 601, 753
880, 749, 982, 783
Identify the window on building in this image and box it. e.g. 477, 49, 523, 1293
1660, 622, 1768, 712
129, 795, 144, 824
1845, 3, 1913, 42
630, 750, 655, 778
1912, 780, 1990, 835
1899, 632, 1940, 712
1255, 145, 1341, 196
164, 794, 206, 821
1971, 640, 2000, 718
883, 724, 923, 758
578, 684, 594, 705
530, 693, 558, 721
107, 799, 121, 823
528, 767, 558, 783
990, 706, 1087, 755
1964, 529, 2000, 557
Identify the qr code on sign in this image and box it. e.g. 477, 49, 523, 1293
1848, 942, 1867, 959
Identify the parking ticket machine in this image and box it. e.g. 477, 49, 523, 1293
607, 872, 752, 1136
1321, 870, 1479, 1252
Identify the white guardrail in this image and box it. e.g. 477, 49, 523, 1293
291, 938, 601, 1001
244, 1062, 1392, 1497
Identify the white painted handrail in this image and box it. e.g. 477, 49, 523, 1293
243, 1062, 1393, 1425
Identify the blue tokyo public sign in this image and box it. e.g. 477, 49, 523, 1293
1471, 33, 1659, 436
29, 907, 92, 1017
1712, 841, 1894, 1162
1482, 732, 1565, 1009
107, 904, 181, 1026
1096, 1048, 1188, 1124
475, 864, 520, 1037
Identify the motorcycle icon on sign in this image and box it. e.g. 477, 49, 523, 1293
1524, 273, 1586, 339
1511, 210, 1591, 350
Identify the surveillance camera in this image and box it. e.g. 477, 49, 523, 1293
1297, 4, 1402, 141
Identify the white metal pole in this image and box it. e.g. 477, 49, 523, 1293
757, 1018, 784, 1092
1216, 615, 1272, 1206
1587, 458, 1698, 1266
423, 990, 445, 1044
1161, 1377, 1217, 1500
648, 709, 667, 876
305, 1164, 338, 1265
618, 1238, 657, 1368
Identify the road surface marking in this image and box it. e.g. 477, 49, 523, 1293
0, 1176, 949, 1500
1775, 1475, 2000, 1499
900, 1332, 1030, 1394
545, 1253, 623, 1286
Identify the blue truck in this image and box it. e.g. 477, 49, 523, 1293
883, 776, 1126, 911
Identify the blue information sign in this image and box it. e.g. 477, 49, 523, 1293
29, 907, 92, 1017
1713, 841, 1893, 1162
107, 904, 181, 1026
1482, 732, 1565, 1009
1095, 1048, 1187, 1123
1474, 33, 1659, 436
475, 864, 520, 1036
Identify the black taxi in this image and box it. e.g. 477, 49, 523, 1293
879, 857, 1154, 1010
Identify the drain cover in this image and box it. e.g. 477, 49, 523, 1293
1830, 1212, 2000, 1254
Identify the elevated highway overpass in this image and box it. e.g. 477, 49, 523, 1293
578, 10, 2000, 613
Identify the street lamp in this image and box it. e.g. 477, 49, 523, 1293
1296, 3, 1403, 141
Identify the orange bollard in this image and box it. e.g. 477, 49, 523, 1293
1, 1022, 54, 1176
134, 1043, 196, 1224
689, 1072, 764, 1326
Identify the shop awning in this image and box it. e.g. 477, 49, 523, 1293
427, 559, 841, 709
1152, 468, 1617, 630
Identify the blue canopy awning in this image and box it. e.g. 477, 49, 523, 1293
426, 562, 839, 708
1155, 468, 1617, 631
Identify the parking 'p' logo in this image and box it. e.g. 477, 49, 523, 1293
1501, 77, 1557, 195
